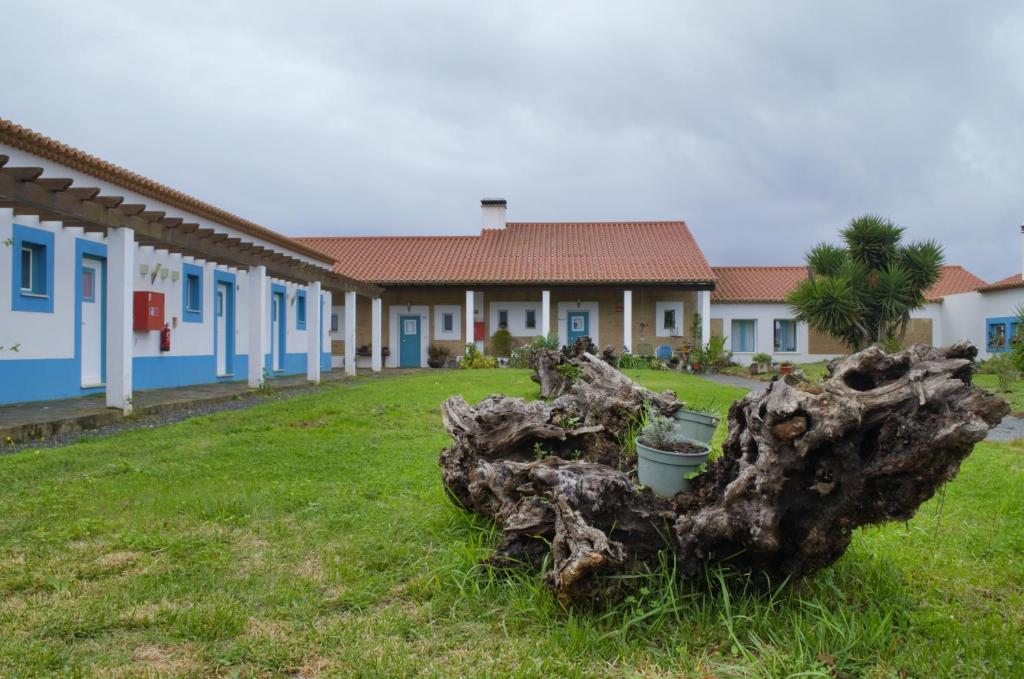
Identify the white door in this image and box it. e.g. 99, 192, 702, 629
80, 257, 103, 387
216, 285, 227, 376
271, 293, 282, 371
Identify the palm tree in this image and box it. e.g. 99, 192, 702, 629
787, 215, 944, 351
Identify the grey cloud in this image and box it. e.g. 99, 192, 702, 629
1, 1, 1021, 278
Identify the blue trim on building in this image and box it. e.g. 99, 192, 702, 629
296, 288, 307, 329
986, 316, 1019, 353
213, 270, 236, 378
270, 283, 287, 371
11, 223, 55, 313
133, 353, 249, 390
182, 263, 204, 323
75, 239, 109, 386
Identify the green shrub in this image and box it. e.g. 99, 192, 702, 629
491, 329, 514, 358
703, 335, 732, 370
507, 345, 533, 369
555, 363, 583, 382
617, 354, 660, 370
460, 344, 498, 369
752, 352, 772, 364
532, 332, 560, 350
982, 353, 1018, 392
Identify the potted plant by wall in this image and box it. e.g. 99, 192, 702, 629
752, 352, 772, 374
688, 346, 704, 373
427, 344, 451, 368
779, 360, 795, 375
636, 414, 711, 497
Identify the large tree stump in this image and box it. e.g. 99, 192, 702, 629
439, 342, 1008, 604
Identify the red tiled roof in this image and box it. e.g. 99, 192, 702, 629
297, 221, 715, 285
978, 273, 1024, 293
711, 265, 984, 303
710, 267, 809, 303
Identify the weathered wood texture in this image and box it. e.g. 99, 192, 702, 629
439, 342, 1008, 605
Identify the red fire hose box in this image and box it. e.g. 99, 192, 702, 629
473, 321, 485, 342
133, 291, 165, 331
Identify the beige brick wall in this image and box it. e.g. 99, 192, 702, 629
332, 285, 705, 357
807, 328, 849, 355
904, 318, 933, 346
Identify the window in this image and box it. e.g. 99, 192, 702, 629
11, 224, 54, 313
655, 301, 684, 337
296, 290, 307, 329
434, 305, 461, 340
498, 310, 509, 328
81, 267, 96, 303
774, 319, 798, 352
331, 313, 339, 333
732, 319, 756, 352
181, 263, 203, 322
987, 317, 1021, 352
443, 312, 454, 332
525, 309, 537, 330
185, 275, 201, 310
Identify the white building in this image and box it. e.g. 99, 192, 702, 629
0, 118, 381, 410
708, 262, 1020, 363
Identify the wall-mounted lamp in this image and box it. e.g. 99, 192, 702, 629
139, 264, 149, 276
171, 271, 180, 282
159, 268, 169, 280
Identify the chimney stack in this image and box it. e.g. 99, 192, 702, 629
481, 198, 507, 229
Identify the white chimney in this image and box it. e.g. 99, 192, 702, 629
481, 198, 507, 229
1019, 224, 1024, 279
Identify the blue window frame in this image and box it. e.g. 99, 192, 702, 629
11, 224, 54, 313
296, 289, 307, 329
986, 317, 1020, 353
774, 319, 798, 352
182, 263, 203, 322
732, 319, 756, 353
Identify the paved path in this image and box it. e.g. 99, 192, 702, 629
698, 374, 1020, 441
697, 373, 768, 392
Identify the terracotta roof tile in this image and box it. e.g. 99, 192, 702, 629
297, 221, 715, 285
0, 118, 334, 264
978, 273, 1024, 292
711, 265, 984, 303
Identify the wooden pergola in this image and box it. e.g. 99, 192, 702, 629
0, 154, 380, 298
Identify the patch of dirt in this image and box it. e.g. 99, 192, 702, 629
118, 643, 204, 676
96, 551, 140, 570
638, 439, 708, 455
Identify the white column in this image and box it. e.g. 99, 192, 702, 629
345, 290, 357, 376
465, 289, 475, 346
700, 289, 712, 348
371, 297, 383, 372
306, 281, 322, 383
541, 290, 551, 338
623, 290, 633, 353
106, 227, 134, 413
248, 265, 267, 387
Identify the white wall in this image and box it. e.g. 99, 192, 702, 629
712, 303, 815, 362
488, 300, 542, 337
942, 288, 1024, 359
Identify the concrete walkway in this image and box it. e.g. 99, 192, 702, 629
0, 371, 362, 448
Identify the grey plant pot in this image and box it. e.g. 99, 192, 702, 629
671, 409, 720, 444
636, 439, 711, 497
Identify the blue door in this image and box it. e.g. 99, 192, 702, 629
399, 315, 421, 367
567, 311, 589, 344
271, 292, 286, 371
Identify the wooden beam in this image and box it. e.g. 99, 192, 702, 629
0, 155, 8, 167
65, 187, 102, 200
159, 217, 183, 228
35, 178, 75, 191
118, 203, 146, 216
0, 167, 44, 181
139, 210, 166, 222
94, 195, 124, 208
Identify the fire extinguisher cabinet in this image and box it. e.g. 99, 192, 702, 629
133, 291, 165, 331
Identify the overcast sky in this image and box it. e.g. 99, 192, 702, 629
2, 2, 1021, 279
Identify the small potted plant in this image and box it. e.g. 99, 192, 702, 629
427, 344, 451, 368
779, 360, 795, 375
636, 413, 711, 497
752, 352, 772, 374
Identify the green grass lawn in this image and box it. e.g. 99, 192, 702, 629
974, 374, 1024, 413
0, 370, 1021, 677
